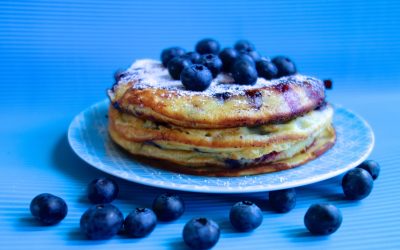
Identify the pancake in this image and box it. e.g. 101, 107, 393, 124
108, 59, 325, 129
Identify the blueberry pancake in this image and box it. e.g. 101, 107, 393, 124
108, 60, 325, 129
107, 59, 335, 176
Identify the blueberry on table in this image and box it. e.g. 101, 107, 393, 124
256, 58, 278, 80
357, 160, 380, 180
304, 204, 342, 235
181, 64, 213, 91
232, 60, 258, 85
183, 52, 202, 64
218, 47, 238, 72
152, 193, 185, 221
272, 56, 297, 77
87, 177, 119, 204
195, 38, 220, 55
30, 193, 68, 225
234, 39, 256, 52
168, 56, 192, 80
124, 208, 157, 238
342, 168, 374, 200
183, 218, 220, 250
161, 47, 186, 67
229, 201, 263, 232
268, 188, 296, 213
199, 54, 222, 78
80, 204, 124, 240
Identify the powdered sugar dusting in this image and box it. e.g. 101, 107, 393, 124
118, 59, 318, 96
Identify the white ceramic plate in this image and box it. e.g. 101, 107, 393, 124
68, 100, 374, 193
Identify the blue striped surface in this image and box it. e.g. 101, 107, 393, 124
1, 1, 400, 249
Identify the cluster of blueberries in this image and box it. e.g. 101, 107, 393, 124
161, 38, 297, 91
29, 160, 379, 249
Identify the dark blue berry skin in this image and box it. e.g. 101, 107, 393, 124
195, 38, 220, 55
304, 204, 342, 235
152, 193, 185, 221
183, 218, 220, 250
88, 178, 119, 204
181, 64, 213, 91
238, 50, 261, 63
229, 201, 263, 232
124, 208, 157, 238
342, 168, 374, 200
30, 193, 68, 225
183, 52, 202, 64
269, 188, 296, 213
272, 56, 297, 77
161, 47, 186, 67
232, 60, 258, 85
199, 54, 222, 78
256, 58, 278, 80
357, 160, 380, 180
218, 48, 238, 72
80, 204, 124, 240
235, 53, 256, 67
168, 57, 192, 80
234, 40, 256, 52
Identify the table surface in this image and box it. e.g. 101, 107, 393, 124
1, 87, 400, 250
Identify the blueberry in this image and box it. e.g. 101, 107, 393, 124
304, 204, 342, 235
229, 201, 263, 232
218, 48, 238, 72
181, 64, 213, 91
342, 168, 374, 200
87, 178, 119, 204
30, 193, 68, 225
256, 58, 278, 80
161, 47, 186, 67
152, 193, 185, 221
183, 52, 202, 64
183, 218, 220, 250
234, 40, 256, 52
232, 60, 258, 85
235, 53, 256, 67
199, 54, 222, 78
238, 50, 261, 63
168, 56, 192, 80
124, 208, 157, 238
357, 160, 380, 180
268, 188, 296, 213
113, 70, 127, 83
272, 56, 297, 77
80, 204, 124, 240
195, 38, 220, 55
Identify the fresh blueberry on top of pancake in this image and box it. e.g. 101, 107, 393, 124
183, 51, 201, 64
167, 56, 192, 80
199, 54, 222, 78
195, 38, 220, 55
272, 56, 297, 77
181, 64, 213, 91
234, 39, 256, 52
160, 46, 186, 67
218, 47, 238, 72
238, 49, 262, 63
256, 58, 278, 80
234, 53, 256, 68
232, 59, 258, 85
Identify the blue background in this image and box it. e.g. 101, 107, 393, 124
1, 0, 400, 249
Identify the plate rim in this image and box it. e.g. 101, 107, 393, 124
67, 99, 375, 193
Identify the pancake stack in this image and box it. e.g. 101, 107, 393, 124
108, 59, 335, 177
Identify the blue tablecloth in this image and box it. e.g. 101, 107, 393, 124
1, 88, 399, 250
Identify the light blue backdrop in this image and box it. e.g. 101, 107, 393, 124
1, 0, 399, 112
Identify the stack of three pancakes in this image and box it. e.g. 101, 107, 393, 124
108, 60, 335, 176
